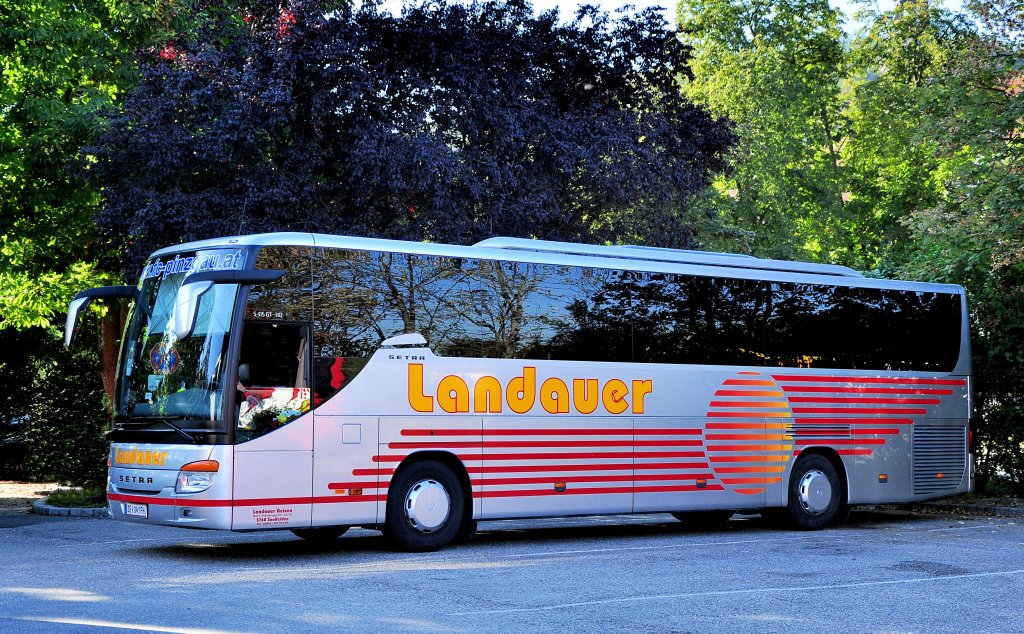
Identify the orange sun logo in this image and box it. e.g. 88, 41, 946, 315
705, 372, 794, 495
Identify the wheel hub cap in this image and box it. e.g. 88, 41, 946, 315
798, 469, 832, 515
404, 479, 450, 533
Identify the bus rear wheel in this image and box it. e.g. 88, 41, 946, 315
786, 454, 844, 530
291, 527, 348, 542
385, 460, 465, 552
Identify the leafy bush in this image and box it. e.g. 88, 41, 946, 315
46, 487, 107, 508
19, 325, 109, 488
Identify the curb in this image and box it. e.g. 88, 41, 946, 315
32, 497, 109, 518
911, 502, 1024, 518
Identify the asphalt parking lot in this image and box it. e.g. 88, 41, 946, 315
1, 508, 1022, 633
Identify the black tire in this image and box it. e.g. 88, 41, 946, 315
290, 526, 349, 542
385, 460, 465, 552
785, 454, 844, 530
671, 510, 734, 527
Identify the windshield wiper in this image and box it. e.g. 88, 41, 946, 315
118, 417, 198, 444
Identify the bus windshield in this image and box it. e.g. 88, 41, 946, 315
114, 249, 244, 432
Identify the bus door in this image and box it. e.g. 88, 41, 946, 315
232, 320, 314, 530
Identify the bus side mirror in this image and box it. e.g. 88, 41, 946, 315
173, 280, 214, 340
65, 286, 138, 349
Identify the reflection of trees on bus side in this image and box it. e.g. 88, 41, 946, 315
312, 249, 465, 358
441, 260, 541, 359
633, 273, 767, 366
544, 271, 632, 362
448, 260, 613, 360
307, 247, 961, 372
766, 283, 846, 368
849, 288, 960, 371
248, 246, 313, 322
312, 250, 620, 361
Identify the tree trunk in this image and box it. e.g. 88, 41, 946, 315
98, 301, 128, 411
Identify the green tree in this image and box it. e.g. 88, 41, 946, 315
0, 0, 187, 484
841, 0, 979, 270
897, 0, 1024, 492
21, 326, 109, 488
678, 0, 852, 263
0, 0, 166, 327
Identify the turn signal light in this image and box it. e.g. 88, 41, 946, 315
181, 460, 220, 472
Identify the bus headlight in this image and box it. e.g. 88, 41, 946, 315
175, 460, 219, 494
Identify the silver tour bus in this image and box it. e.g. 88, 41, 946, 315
66, 233, 972, 550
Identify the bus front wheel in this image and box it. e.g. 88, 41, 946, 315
385, 460, 465, 552
786, 454, 844, 530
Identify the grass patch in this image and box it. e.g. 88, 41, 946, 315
46, 488, 106, 508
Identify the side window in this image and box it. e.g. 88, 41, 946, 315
444, 261, 630, 361
851, 288, 961, 371
634, 274, 766, 365
236, 323, 311, 441
236, 246, 313, 442
538, 266, 632, 363
766, 283, 851, 369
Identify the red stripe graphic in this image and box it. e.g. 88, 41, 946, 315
792, 407, 927, 415
478, 484, 727, 498
326, 481, 385, 490
705, 422, 773, 430
466, 462, 710, 473
795, 438, 885, 446
388, 439, 701, 450
474, 473, 715, 487
772, 375, 965, 386
399, 428, 701, 437
720, 477, 781, 485
788, 396, 941, 405
793, 417, 914, 425
782, 385, 953, 395
108, 493, 384, 507
312, 495, 386, 504
714, 389, 784, 397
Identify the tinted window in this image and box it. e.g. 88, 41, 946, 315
633, 273, 766, 365
766, 283, 851, 368
248, 246, 313, 322
521, 264, 631, 362
309, 247, 961, 373
851, 288, 961, 371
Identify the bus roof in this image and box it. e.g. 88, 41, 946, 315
473, 237, 864, 278
150, 232, 970, 294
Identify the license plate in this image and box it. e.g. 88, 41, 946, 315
122, 502, 148, 518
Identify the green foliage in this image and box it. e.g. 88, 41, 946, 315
19, 326, 109, 488
0, 0, 188, 329
841, 1, 959, 266
46, 487, 106, 508
683, 0, 1024, 493
679, 0, 852, 263
894, 0, 1024, 493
